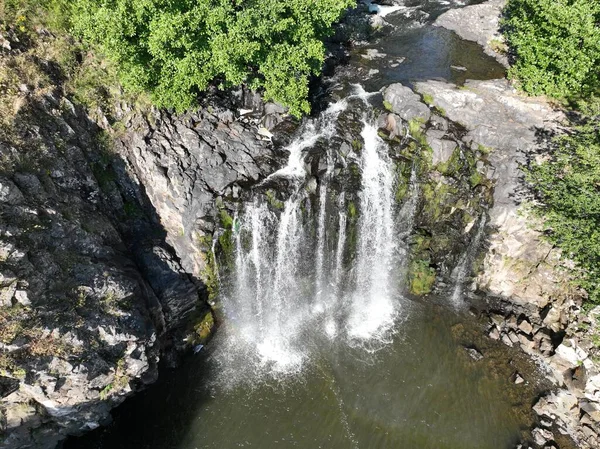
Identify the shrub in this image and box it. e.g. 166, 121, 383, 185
70, 0, 354, 116
502, 0, 600, 100
526, 101, 600, 302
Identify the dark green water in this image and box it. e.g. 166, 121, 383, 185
67, 300, 541, 449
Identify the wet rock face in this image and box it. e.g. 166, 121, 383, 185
382, 83, 431, 123
0, 80, 285, 448
0, 97, 162, 448
414, 78, 567, 305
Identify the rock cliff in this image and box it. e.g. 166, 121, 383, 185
0, 73, 283, 449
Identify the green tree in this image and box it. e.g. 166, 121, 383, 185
71, 0, 354, 116
526, 100, 600, 302
502, 0, 600, 100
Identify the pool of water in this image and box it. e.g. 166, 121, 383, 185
336, 0, 506, 92
66, 299, 544, 449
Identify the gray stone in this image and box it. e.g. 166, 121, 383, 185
465, 347, 484, 361
13, 290, 30, 306
382, 83, 431, 123
518, 320, 534, 335
434, 0, 509, 67
0, 279, 17, 308
427, 131, 456, 166
514, 373, 525, 385
581, 401, 600, 423
429, 114, 449, 131
532, 427, 554, 446
0, 178, 24, 205
489, 326, 500, 340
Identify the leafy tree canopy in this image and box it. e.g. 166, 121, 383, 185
502, 0, 600, 100
71, 0, 354, 116
526, 98, 600, 303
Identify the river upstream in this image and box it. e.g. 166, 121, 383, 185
66, 1, 548, 448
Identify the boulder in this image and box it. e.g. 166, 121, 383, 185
434, 0, 509, 67
382, 83, 431, 123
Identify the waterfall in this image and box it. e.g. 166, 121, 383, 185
451, 214, 487, 304
333, 192, 347, 293
346, 120, 398, 341
315, 156, 333, 304
215, 95, 419, 380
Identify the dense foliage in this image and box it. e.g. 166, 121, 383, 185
502, 0, 600, 99
69, 0, 353, 116
527, 99, 600, 302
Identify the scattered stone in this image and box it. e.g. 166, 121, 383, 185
257, 127, 273, 140
532, 427, 555, 446
489, 326, 500, 340
0, 279, 17, 308
553, 343, 584, 370
501, 333, 514, 347
464, 346, 484, 361
13, 290, 30, 306
518, 320, 534, 335
508, 331, 520, 345
580, 401, 600, 423
514, 373, 525, 385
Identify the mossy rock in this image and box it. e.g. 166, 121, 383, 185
421, 180, 459, 222
265, 190, 285, 210
394, 160, 412, 203
409, 259, 436, 295
193, 311, 215, 344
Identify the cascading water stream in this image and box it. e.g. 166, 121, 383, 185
315, 155, 333, 304
346, 119, 398, 341
451, 214, 487, 304
215, 92, 421, 381
333, 192, 347, 294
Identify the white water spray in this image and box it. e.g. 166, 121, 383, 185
346, 120, 398, 341
215, 95, 420, 380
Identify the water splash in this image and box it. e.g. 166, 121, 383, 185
261, 101, 347, 183
364, 0, 407, 17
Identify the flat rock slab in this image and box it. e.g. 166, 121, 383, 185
434, 0, 509, 67
382, 83, 431, 123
